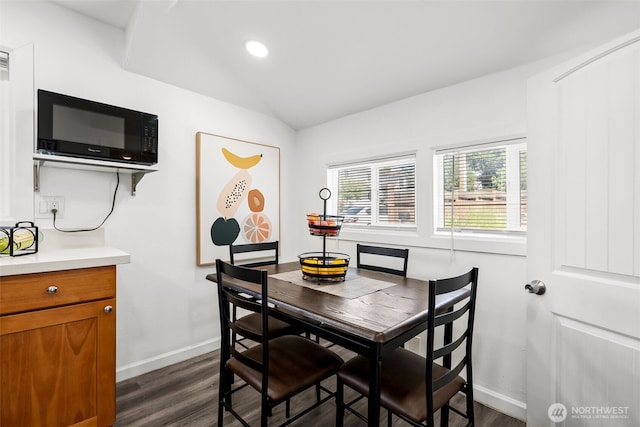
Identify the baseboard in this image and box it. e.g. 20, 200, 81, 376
116, 338, 220, 382
473, 383, 527, 422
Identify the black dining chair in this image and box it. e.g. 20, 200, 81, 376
228, 241, 299, 349
230, 241, 279, 267
356, 244, 409, 277
336, 267, 479, 427
216, 259, 344, 426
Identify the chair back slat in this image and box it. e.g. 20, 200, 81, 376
356, 244, 409, 276
434, 268, 476, 294
432, 357, 467, 392
225, 290, 261, 312
225, 290, 263, 343
224, 288, 261, 347
229, 346, 263, 372
434, 301, 470, 327
433, 332, 467, 361
229, 241, 279, 267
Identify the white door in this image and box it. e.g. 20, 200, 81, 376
526, 29, 640, 426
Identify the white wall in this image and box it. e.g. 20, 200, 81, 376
2, 1, 614, 422
292, 58, 579, 420
1, 1, 297, 380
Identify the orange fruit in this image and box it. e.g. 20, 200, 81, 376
247, 189, 265, 212
242, 213, 272, 243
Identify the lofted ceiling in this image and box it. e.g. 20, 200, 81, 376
51, 0, 640, 130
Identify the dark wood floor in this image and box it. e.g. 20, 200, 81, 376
115, 345, 525, 426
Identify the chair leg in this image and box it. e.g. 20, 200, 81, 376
336, 379, 345, 427
261, 396, 269, 426
466, 385, 475, 426
217, 394, 224, 426
440, 404, 450, 427
218, 367, 232, 426
387, 409, 393, 427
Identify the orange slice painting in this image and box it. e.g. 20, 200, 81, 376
242, 213, 272, 243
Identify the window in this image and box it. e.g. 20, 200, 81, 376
327, 155, 416, 228
434, 138, 526, 235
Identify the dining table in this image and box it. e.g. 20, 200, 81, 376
206, 260, 469, 426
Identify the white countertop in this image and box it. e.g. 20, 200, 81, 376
0, 246, 130, 276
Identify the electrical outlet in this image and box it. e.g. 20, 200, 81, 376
35, 195, 65, 219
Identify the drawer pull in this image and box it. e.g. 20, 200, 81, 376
47, 286, 58, 294
104, 305, 113, 313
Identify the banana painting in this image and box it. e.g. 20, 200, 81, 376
222, 147, 262, 169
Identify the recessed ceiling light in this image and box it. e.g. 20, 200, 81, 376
245, 40, 269, 58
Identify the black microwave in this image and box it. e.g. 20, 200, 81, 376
37, 89, 158, 165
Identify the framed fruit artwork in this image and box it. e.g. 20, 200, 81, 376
196, 132, 280, 266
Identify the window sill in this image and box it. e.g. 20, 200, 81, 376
430, 232, 526, 257
336, 227, 526, 257
336, 226, 419, 246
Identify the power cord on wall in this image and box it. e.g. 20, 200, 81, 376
52, 171, 120, 233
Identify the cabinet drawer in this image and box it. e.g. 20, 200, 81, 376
0, 266, 115, 315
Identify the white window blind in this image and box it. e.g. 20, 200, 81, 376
328, 155, 416, 227
434, 139, 526, 235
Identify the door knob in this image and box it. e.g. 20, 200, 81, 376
525, 280, 546, 295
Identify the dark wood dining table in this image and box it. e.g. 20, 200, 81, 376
206, 261, 469, 426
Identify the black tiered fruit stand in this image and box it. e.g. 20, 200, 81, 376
298, 188, 350, 281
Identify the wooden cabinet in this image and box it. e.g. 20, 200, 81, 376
1, 266, 116, 427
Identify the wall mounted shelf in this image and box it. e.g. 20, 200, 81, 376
33, 153, 158, 196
